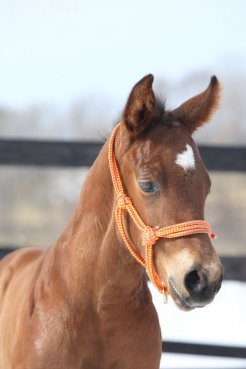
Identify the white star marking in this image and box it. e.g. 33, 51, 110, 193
175, 144, 196, 172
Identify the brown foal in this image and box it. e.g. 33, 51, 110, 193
0, 74, 223, 369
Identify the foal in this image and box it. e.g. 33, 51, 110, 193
0, 74, 223, 369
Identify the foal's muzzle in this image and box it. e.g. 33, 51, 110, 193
169, 266, 223, 311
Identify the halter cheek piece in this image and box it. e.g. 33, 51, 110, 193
108, 123, 215, 303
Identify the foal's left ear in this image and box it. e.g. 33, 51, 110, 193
172, 76, 221, 133
121, 74, 156, 134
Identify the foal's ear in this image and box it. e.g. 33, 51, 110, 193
121, 74, 155, 134
172, 76, 221, 133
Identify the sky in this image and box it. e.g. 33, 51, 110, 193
0, 0, 246, 109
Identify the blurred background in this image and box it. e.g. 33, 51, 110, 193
0, 0, 245, 367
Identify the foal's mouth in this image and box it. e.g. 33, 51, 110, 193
168, 280, 194, 311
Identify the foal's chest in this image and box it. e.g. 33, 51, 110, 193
85, 302, 162, 369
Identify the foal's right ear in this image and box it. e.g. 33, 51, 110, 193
172, 76, 221, 133
121, 74, 156, 134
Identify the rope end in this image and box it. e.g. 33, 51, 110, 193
162, 289, 168, 304
210, 232, 217, 239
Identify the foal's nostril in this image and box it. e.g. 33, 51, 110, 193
185, 270, 206, 294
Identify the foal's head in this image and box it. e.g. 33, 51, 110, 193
117, 74, 223, 310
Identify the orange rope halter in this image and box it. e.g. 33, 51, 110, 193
108, 123, 215, 302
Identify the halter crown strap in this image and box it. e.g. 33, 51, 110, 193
108, 123, 215, 300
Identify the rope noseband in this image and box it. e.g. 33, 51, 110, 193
108, 123, 215, 302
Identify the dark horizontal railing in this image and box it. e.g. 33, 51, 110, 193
163, 341, 246, 358
0, 139, 102, 167
0, 138, 246, 362
0, 139, 246, 171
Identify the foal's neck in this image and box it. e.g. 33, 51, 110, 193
54, 137, 147, 305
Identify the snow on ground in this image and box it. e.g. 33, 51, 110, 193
149, 281, 246, 368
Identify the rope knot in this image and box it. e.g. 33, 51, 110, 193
117, 193, 132, 209
142, 226, 159, 247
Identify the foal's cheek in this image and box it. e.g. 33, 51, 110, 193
152, 243, 170, 285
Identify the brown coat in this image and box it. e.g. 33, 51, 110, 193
0, 74, 222, 369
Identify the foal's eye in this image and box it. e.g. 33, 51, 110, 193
138, 181, 160, 193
